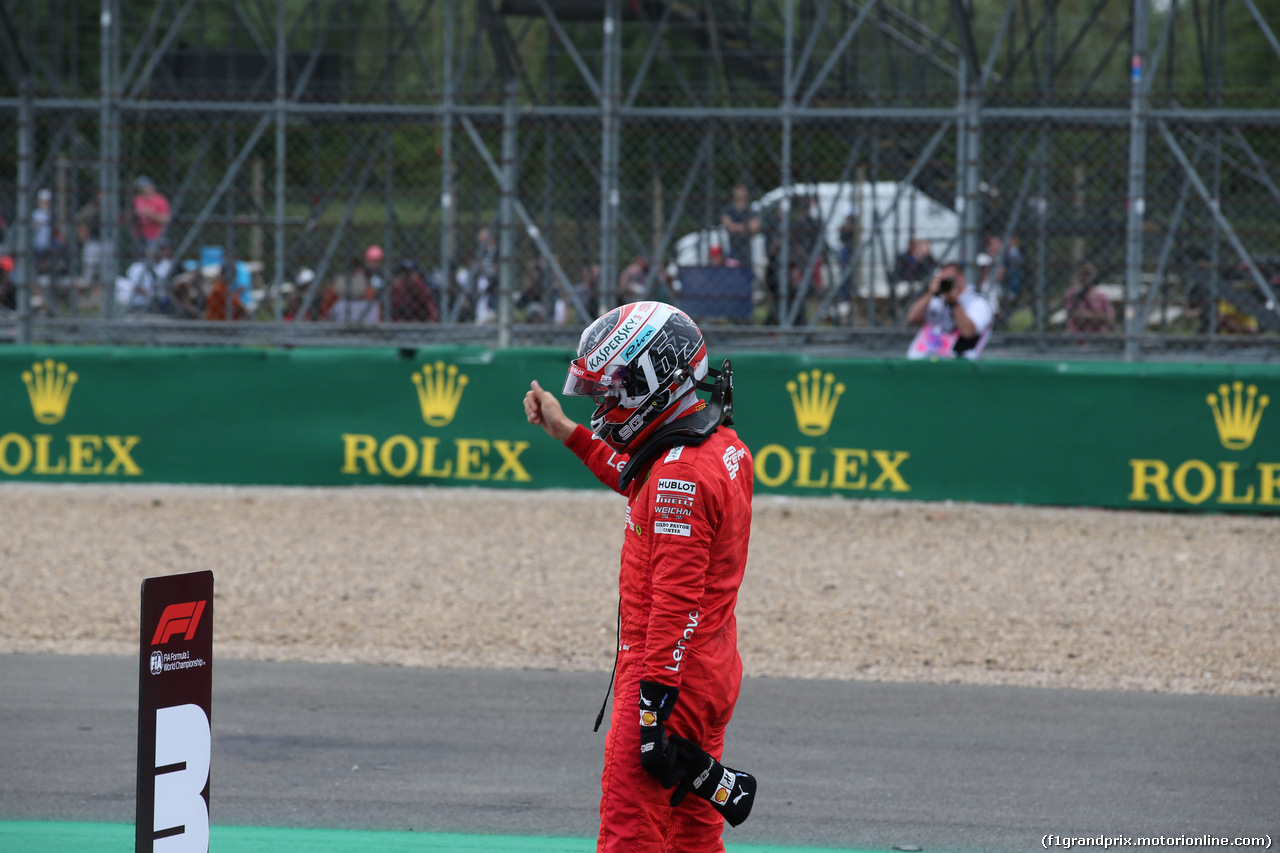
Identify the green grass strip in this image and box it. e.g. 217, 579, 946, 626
0, 820, 891, 853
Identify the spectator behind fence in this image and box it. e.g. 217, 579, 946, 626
204, 260, 247, 321
518, 257, 550, 323
282, 267, 316, 321
1063, 262, 1115, 335
30, 189, 60, 313
75, 190, 100, 238
1217, 299, 1259, 335
365, 244, 386, 290
837, 203, 859, 262
115, 241, 173, 311
365, 243, 389, 316
75, 221, 103, 302
32, 188, 54, 261
906, 262, 994, 360
167, 264, 203, 319
976, 236, 1001, 287
894, 238, 935, 285
325, 257, 381, 323
976, 235, 1005, 317
618, 255, 649, 303
72, 191, 104, 306
761, 194, 824, 324
792, 195, 824, 266
132, 177, 171, 254
390, 260, 439, 322
471, 227, 498, 324
1002, 236, 1026, 301
793, 194, 826, 311
554, 264, 599, 326
720, 183, 759, 267
0, 254, 14, 310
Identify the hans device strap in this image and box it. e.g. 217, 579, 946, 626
617, 359, 735, 491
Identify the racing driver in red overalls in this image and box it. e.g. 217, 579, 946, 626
524, 301, 756, 852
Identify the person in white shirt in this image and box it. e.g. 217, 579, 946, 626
905, 262, 994, 360
32, 189, 54, 256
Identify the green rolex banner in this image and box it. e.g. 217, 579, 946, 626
0, 347, 1276, 513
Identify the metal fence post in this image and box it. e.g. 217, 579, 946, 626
599, 0, 620, 312
955, 54, 968, 275
1123, 0, 1150, 360
953, 0, 982, 289
16, 75, 33, 344
1208, 0, 1225, 347
499, 79, 518, 348
779, 0, 794, 327
99, 0, 119, 322
274, 0, 286, 322
964, 87, 981, 293
440, 0, 456, 321
1034, 129, 1048, 343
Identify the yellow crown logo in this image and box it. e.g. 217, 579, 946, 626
22, 359, 78, 424
786, 369, 845, 437
411, 361, 468, 427
1206, 381, 1268, 450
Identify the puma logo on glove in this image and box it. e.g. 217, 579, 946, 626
666, 735, 757, 827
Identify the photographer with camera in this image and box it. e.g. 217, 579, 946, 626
905, 262, 994, 360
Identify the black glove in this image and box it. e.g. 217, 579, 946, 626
667, 735, 757, 828
637, 680, 681, 787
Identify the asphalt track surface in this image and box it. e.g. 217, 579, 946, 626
1, 654, 1276, 853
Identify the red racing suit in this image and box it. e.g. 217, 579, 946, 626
565, 422, 753, 853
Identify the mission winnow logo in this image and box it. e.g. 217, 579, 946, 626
1, 359, 142, 477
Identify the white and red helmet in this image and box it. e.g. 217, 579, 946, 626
563, 301, 709, 453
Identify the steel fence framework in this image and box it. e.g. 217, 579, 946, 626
1, 0, 1278, 358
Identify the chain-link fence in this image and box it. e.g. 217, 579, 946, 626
1, 0, 1278, 358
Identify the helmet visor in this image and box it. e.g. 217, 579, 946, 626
562, 361, 624, 399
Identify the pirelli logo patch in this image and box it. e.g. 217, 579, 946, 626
656, 490, 694, 519
657, 478, 696, 495
654, 520, 692, 537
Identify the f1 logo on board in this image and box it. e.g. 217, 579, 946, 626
151, 601, 207, 645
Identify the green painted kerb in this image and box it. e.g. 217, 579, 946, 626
0, 821, 892, 853
2, 346, 1278, 512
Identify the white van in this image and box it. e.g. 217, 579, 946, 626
675, 182, 959, 300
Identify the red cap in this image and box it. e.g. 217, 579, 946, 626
365, 245, 384, 263
0, 255, 13, 273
